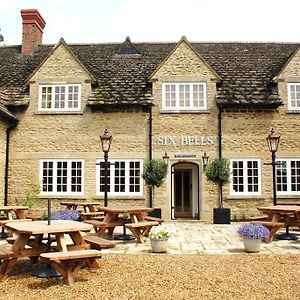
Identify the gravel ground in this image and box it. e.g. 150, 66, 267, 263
0, 254, 299, 300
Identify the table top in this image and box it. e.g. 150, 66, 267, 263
98, 207, 154, 214
0, 206, 28, 211
258, 205, 300, 212
5, 220, 93, 234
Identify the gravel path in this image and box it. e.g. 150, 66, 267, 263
0, 254, 299, 300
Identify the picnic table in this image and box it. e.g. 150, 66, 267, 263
0, 220, 101, 285
95, 207, 159, 243
256, 205, 300, 242
0, 206, 28, 220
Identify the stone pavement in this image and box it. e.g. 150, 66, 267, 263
100, 221, 300, 255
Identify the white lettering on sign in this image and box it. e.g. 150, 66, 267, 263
157, 136, 213, 146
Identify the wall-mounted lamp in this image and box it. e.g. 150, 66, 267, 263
162, 152, 170, 165
201, 151, 209, 171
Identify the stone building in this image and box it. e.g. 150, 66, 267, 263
1, 9, 300, 221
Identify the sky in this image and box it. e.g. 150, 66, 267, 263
1, 0, 300, 46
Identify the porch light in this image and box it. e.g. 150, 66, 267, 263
202, 152, 209, 171
162, 152, 170, 165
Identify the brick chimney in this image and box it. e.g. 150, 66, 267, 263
21, 9, 46, 55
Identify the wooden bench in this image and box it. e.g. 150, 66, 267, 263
6, 235, 56, 245
251, 221, 285, 242
144, 216, 164, 224
80, 212, 104, 221
83, 235, 116, 250
248, 215, 269, 221
125, 221, 159, 243
0, 246, 13, 260
40, 250, 102, 286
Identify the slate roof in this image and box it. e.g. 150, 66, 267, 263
0, 41, 299, 110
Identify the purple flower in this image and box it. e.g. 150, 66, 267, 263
237, 223, 270, 239
51, 210, 80, 221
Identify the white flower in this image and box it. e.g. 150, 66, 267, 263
149, 225, 171, 239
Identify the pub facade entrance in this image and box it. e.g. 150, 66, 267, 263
171, 162, 200, 220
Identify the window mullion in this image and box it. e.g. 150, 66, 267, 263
125, 161, 129, 194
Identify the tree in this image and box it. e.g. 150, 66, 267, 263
142, 159, 168, 207
205, 157, 230, 208
0, 28, 3, 43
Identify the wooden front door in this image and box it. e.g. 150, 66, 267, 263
174, 169, 192, 218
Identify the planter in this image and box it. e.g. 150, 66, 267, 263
213, 208, 231, 224
243, 238, 262, 253
150, 238, 169, 253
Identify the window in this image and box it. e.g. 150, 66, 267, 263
39, 84, 81, 111
162, 83, 206, 111
288, 83, 300, 110
230, 159, 261, 196
277, 159, 300, 195
40, 159, 84, 195
96, 159, 143, 196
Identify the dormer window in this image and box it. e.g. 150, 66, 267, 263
288, 83, 300, 110
39, 84, 81, 112
162, 82, 207, 112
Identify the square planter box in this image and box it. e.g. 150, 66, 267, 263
213, 208, 231, 224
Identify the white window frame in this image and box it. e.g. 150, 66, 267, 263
276, 158, 300, 195
40, 159, 84, 196
96, 159, 143, 196
162, 82, 207, 111
38, 84, 81, 112
287, 83, 300, 111
230, 158, 261, 196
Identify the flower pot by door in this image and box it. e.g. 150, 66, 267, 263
243, 238, 262, 253
150, 238, 169, 253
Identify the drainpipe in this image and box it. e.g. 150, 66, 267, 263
4, 122, 18, 206
217, 105, 223, 208
148, 105, 153, 208
218, 105, 223, 159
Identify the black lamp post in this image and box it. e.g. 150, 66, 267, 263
201, 152, 209, 171
266, 128, 281, 206
100, 129, 113, 207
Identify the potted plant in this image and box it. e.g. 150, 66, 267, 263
149, 225, 171, 253
142, 159, 168, 215
237, 223, 270, 253
205, 157, 231, 224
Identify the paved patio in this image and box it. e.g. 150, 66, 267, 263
100, 221, 300, 255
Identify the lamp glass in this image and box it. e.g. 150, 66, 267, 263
266, 128, 280, 153
202, 152, 209, 168
100, 129, 112, 153
162, 152, 170, 165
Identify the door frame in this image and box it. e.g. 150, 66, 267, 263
170, 162, 200, 220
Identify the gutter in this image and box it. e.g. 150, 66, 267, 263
217, 105, 223, 159
4, 121, 18, 206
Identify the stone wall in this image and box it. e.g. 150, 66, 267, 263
0, 121, 7, 203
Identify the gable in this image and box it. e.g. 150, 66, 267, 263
150, 38, 220, 81
27, 40, 95, 83
274, 46, 300, 81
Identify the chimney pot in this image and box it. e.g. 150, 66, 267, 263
21, 9, 46, 55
